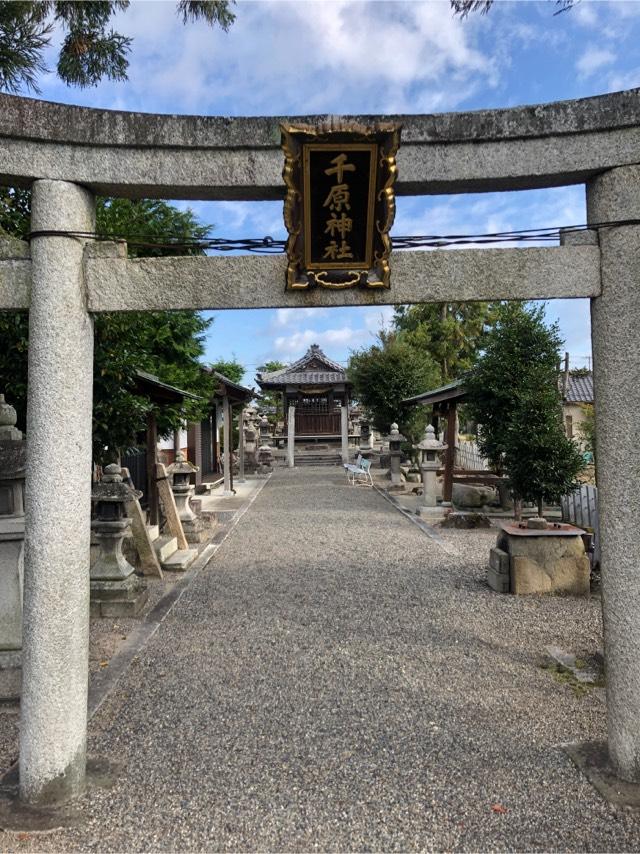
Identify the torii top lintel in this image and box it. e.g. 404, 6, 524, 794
1, 89, 640, 200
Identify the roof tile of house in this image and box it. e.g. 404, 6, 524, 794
565, 372, 594, 403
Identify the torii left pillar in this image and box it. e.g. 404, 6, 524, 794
20, 180, 95, 805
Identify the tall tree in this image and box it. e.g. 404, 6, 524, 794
0, 194, 216, 462
394, 301, 499, 384
348, 331, 441, 442
256, 360, 286, 420
0, 1, 235, 94
465, 303, 584, 516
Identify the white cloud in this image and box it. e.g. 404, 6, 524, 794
576, 46, 616, 78
572, 2, 599, 28
274, 326, 366, 361
274, 307, 327, 327
80, 0, 500, 117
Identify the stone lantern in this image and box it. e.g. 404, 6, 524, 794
415, 424, 447, 517
167, 452, 206, 543
257, 416, 274, 475
243, 413, 258, 474
385, 422, 406, 488
90, 464, 148, 617
259, 414, 272, 447
0, 393, 26, 699
359, 419, 373, 457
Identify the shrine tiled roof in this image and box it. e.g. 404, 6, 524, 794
256, 344, 347, 388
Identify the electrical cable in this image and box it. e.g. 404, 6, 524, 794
25, 218, 640, 254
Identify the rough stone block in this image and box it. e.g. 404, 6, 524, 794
443, 512, 492, 529
489, 546, 510, 575
488, 565, 510, 594
508, 534, 590, 596
488, 546, 510, 593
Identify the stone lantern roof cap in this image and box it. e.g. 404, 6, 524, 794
416, 423, 447, 452
385, 422, 406, 442
92, 464, 141, 502
167, 450, 198, 475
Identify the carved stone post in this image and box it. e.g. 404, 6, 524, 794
341, 401, 349, 465
287, 405, 296, 468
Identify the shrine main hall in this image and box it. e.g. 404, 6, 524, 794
256, 345, 351, 463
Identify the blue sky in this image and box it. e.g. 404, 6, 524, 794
33, 0, 640, 382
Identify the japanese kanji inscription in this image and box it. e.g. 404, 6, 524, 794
281, 122, 401, 290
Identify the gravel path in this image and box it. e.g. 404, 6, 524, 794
2, 467, 639, 851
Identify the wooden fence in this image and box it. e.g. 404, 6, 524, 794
454, 440, 490, 471
561, 483, 600, 567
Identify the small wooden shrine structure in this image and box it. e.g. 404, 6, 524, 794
188, 370, 254, 494
256, 344, 351, 443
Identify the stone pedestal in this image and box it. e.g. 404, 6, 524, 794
489, 522, 590, 596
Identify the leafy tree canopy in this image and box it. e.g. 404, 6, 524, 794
256, 360, 286, 420
464, 302, 584, 514
0, 192, 216, 463
347, 331, 441, 442
451, 0, 575, 17
0, 0, 235, 94
209, 358, 246, 385
393, 301, 500, 384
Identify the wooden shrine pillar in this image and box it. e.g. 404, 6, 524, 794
146, 410, 159, 525
222, 395, 234, 496
442, 403, 457, 505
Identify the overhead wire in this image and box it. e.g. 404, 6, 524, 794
24, 218, 640, 254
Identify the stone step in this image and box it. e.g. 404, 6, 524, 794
161, 548, 198, 572
295, 456, 342, 466
154, 534, 177, 562
147, 524, 160, 542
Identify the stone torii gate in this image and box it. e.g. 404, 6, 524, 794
1, 89, 640, 804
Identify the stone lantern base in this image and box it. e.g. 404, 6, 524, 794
182, 515, 208, 544
90, 573, 148, 618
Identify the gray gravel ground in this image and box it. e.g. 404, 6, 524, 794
1, 467, 639, 852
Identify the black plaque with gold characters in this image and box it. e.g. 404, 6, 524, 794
281, 122, 401, 290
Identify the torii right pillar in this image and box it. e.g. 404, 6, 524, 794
588, 165, 640, 782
